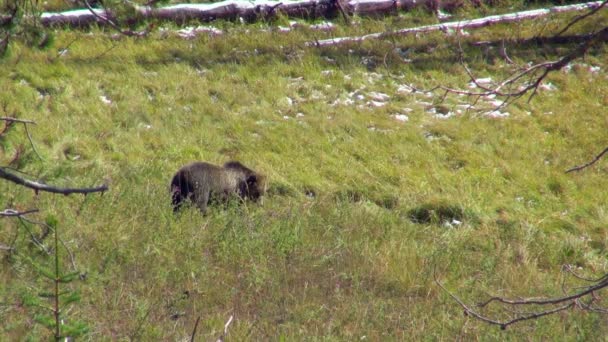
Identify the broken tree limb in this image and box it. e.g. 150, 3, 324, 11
0, 167, 108, 195
308, 1, 607, 47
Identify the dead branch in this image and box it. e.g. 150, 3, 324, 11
435, 269, 608, 329
16, 215, 79, 271
216, 315, 234, 342
190, 316, 201, 342
406, 0, 607, 115
0, 208, 40, 217
565, 146, 608, 173
0, 117, 36, 125
430, 24, 607, 107
309, 1, 607, 47
0, 167, 108, 195
80, 0, 150, 37
556, 0, 608, 36
1, 110, 43, 160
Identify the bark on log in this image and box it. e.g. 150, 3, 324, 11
34, 0, 433, 27
309, 1, 607, 46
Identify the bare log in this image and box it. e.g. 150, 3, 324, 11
36, 0, 425, 27
0, 167, 108, 195
309, 1, 607, 47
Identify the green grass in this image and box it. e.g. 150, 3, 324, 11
1, 6, 608, 340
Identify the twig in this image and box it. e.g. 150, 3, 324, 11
477, 276, 608, 307
556, 0, 608, 36
23, 122, 42, 160
0, 167, 108, 195
563, 264, 608, 283
0, 117, 36, 124
0, 114, 42, 160
17, 216, 50, 254
81, 0, 149, 37
424, 24, 607, 112
334, 0, 350, 25
434, 271, 577, 329
190, 316, 201, 342
565, 146, 608, 173
17, 214, 80, 271
216, 315, 234, 342
0, 208, 39, 217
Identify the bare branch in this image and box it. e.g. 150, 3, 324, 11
556, 0, 608, 36
190, 316, 201, 342
436, 273, 582, 329
0, 117, 36, 124
0, 111, 43, 160
216, 315, 234, 342
0, 208, 40, 217
436, 264, 608, 329
565, 146, 608, 173
80, 0, 150, 37
0, 167, 108, 195
563, 265, 608, 283
26, 217, 79, 271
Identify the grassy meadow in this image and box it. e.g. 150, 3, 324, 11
1, 3, 608, 340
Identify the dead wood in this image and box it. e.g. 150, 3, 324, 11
0, 167, 108, 195
309, 1, 607, 47
33, 0, 495, 27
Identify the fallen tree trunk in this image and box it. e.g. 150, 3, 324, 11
308, 1, 607, 47
35, 0, 416, 27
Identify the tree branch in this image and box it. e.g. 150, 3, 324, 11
435, 268, 608, 329
80, 0, 150, 37
1, 111, 43, 160
565, 146, 608, 173
0, 208, 40, 217
556, 0, 608, 36
0, 167, 108, 195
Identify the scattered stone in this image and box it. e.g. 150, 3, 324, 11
485, 110, 510, 118
397, 84, 415, 93
539, 82, 557, 91
392, 114, 409, 122
309, 21, 335, 31
368, 92, 390, 102
367, 100, 386, 107
487, 99, 504, 107
174, 26, 223, 39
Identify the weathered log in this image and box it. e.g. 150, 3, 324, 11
35, 0, 426, 27
308, 1, 607, 46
